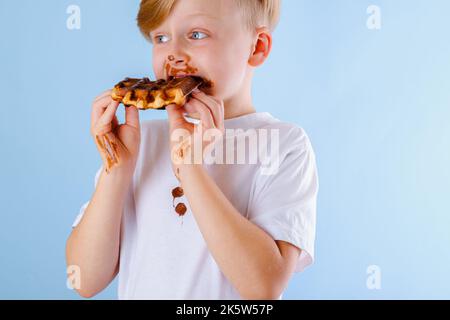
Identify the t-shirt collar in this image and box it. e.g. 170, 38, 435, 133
224, 112, 274, 130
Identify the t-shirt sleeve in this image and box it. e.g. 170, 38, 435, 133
72, 166, 104, 228
247, 128, 319, 273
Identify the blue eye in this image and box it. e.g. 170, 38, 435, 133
190, 31, 208, 40
155, 35, 170, 44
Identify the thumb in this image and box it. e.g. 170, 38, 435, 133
125, 105, 140, 129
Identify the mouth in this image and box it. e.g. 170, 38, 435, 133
166, 71, 213, 90
168, 73, 199, 80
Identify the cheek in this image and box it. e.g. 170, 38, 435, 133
208, 43, 249, 98
152, 49, 166, 79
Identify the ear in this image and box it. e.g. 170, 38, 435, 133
248, 27, 272, 67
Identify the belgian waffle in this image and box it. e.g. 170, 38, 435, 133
111, 76, 207, 110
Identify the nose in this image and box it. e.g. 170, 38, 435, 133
167, 53, 188, 65
166, 39, 190, 65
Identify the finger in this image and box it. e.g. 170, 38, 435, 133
166, 104, 188, 129
91, 95, 113, 127
98, 100, 119, 126
93, 90, 113, 103
93, 100, 119, 135
125, 105, 140, 130
184, 98, 215, 130
191, 91, 224, 129
112, 115, 119, 131
191, 91, 224, 131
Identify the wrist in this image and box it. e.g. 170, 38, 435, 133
104, 160, 136, 180
178, 163, 203, 185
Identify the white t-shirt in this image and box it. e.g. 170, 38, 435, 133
72, 112, 318, 299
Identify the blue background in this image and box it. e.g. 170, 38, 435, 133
1, 0, 449, 299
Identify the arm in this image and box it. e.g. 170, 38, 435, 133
179, 164, 301, 300
65, 165, 133, 298
66, 89, 140, 298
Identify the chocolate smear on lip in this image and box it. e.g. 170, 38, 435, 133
166, 64, 199, 78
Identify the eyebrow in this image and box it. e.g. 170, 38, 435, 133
149, 12, 220, 39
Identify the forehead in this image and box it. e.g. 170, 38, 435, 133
167, 0, 238, 22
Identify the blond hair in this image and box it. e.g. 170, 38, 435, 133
137, 0, 281, 41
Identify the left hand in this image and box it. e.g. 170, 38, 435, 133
166, 88, 225, 180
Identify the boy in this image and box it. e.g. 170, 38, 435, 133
66, 0, 318, 299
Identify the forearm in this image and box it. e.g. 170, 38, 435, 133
179, 164, 285, 299
66, 165, 133, 297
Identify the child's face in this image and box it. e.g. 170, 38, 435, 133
150, 0, 254, 100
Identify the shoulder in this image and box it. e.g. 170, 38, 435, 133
260, 117, 314, 154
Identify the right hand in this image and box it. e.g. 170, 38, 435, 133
90, 90, 141, 173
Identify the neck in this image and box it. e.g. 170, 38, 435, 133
222, 72, 256, 120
